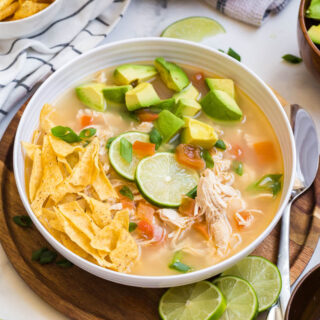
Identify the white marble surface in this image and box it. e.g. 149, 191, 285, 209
1, 0, 320, 319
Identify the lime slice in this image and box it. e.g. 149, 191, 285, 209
161, 17, 225, 42
222, 256, 282, 312
135, 153, 198, 207
109, 132, 150, 181
213, 276, 258, 320
159, 281, 226, 320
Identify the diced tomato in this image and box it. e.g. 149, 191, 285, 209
229, 144, 243, 159
175, 144, 205, 170
253, 141, 276, 163
138, 220, 154, 239
119, 197, 135, 210
179, 197, 196, 217
80, 115, 93, 128
133, 141, 156, 157
234, 211, 253, 229
136, 201, 155, 224
193, 72, 204, 83
137, 110, 159, 122
193, 223, 210, 240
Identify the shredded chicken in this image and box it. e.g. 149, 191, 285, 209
195, 154, 243, 255
158, 209, 195, 230
135, 121, 153, 133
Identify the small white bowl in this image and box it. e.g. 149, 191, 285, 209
13, 38, 296, 288
0, 0, 63, 39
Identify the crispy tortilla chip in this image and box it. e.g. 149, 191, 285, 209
48, 134, 83, 158
58, 201, 100, 240
81, 194, 112, 228
31, 130, 41, 144
38, 213, 63, 242
39, 104, 55, 133
69, 138, 99, 186
91, 223, 121, 253
0, 1, 18, 20
13, 1, 49, 19
22, 142, 41, 161
92, 161, 118, 201
109, 228, 139, 273
0, 0, 15, 10
113, 209, 129, 230
31, 135, 63, 216
50, 181, 83, 203
56, 208, 109, 267
29, 148, 42, 201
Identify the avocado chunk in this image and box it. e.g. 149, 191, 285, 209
175, 98, 201, 117
308, 24, 320, 45
155, 110, 185, 143
150, 98, 176, 112
201, 89, 242, 121
102, 85, 132, 104
125, 82, 160, 111
154, 57, 189, 92
182, 117, 218, 149
113, 64, 158, 85
205, 78, 235, 98
173, 85, 200, 102
75, 83, 107, 112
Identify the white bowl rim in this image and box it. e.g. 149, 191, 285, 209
0, 0, 63, 25
13, 37, 296, 287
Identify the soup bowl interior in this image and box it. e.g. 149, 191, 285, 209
13, 38, 295, 288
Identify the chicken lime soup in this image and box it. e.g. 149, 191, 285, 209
23, 58, 283, 275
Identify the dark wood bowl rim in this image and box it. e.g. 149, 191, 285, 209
285, 263, 320, 319
299, 0, 320, 56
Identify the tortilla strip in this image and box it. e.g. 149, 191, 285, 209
29, 148, 42, 201
48, 134, 83, 158
0, 0, 15, 11
39, 104, 55, 133
0, 1, 18, 20
13, 1, 49, 19
22, 142, 41, 161
31, 135, 63, 217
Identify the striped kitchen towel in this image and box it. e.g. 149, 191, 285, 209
205, 0, 291, 26
0, 0, 128, 124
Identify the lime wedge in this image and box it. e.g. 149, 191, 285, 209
109, 132, 150, 181
135, 153, 199, 207
159, 281, 226, 320
213, 276, 258, 320
161, 17, 225, 42
222, 256, 282, 312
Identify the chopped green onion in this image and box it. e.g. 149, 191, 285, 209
228, 48, 241, 62
186, 186, 197, 199
120, 137, 132, 163
282, 54, 302, 64
13, 215, 32, 228
232, 160, 243, 176
169, 251, 191, 273
79, 127, 96, 139
128, 112, 140, 122
149, 127, 163, 150
32, 248, 48, 261
56, 259, 73, 268
106, 137, 116, 149
202, 149, 214, 169
218, 48, 225, 53
129, 222, 138, 232
119, 186, 134, 200
214, 139, 226, 150
39, 250, 57, 265
249, 174, 283, 196
51, 126, 81, 143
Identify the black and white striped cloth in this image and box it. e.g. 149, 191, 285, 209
206, 0, 291, 26
0, 0, 128, 124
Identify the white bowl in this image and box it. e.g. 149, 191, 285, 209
0, 0, 63, 39
13, 38, 296, 288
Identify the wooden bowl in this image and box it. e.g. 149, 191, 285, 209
285, 264, 320, 319
298, 0, 320, 81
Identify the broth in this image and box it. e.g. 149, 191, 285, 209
25, 62, 283, 276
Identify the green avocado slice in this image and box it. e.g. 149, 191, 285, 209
102, 85, 132, 104
308, 24, 320, 45
75, 83, 107, 112
154, 57, 190, 92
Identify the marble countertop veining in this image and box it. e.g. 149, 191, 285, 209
1, 0, 320, 319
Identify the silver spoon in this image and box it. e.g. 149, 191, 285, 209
266, 104, 319, 320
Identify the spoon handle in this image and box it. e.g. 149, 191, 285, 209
277, 202, 292, 315
266, 302, 283, 320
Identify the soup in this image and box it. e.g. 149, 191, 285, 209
23, 58, 283, 276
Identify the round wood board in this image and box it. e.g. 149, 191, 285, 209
0, 101, 319, 320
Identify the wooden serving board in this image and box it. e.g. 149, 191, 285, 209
0, 101, 319, 320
